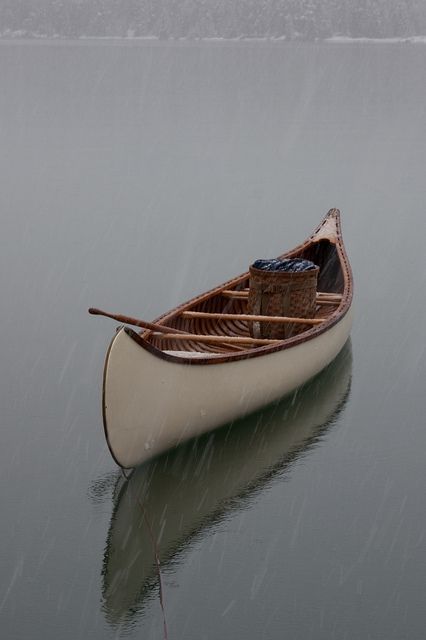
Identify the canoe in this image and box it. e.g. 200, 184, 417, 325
99, 208, 353, 468
102, 344, 352, 625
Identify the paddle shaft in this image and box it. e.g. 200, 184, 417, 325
88, 308, 187, 335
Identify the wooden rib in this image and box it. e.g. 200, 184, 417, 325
181, 311, 325, 325
204, 319, 248, 352
197, 317, 246, 352
151, 332, 282, 346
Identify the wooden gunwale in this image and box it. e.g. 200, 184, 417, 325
125, 209, 353, 365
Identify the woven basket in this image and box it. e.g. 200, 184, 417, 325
247, 263, 319, 339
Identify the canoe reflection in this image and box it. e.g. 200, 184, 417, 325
102, 342, 352, 626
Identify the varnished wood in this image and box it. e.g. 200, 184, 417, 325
222, 289, 342, 301
145, 209, 352, 359
151, 332, 282, 345
94, 209, 353, 363
181, 311, 325, 325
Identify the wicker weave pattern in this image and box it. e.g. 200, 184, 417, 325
248, 265, 319, 339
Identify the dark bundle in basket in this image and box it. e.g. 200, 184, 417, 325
252, 258, 317, 273
248, 258, 319, 340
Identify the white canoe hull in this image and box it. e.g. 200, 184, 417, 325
103, 306, 352, 468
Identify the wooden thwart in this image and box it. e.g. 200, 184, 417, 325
181, 310, 325, 325
151, 332, 281, 346
222, 289, 342, 301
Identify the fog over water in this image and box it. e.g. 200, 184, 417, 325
1, 39, 426, 639
2, 0, 426, 40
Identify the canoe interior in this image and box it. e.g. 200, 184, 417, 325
145, 238, 346, 355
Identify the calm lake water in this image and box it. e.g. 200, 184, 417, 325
1, 40, 426, 639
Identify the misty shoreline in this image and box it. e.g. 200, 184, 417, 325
1, 34, 426, 45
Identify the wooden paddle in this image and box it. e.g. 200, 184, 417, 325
88, 308, 246, 351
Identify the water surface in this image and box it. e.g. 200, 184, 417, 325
0, 41, 425, 639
